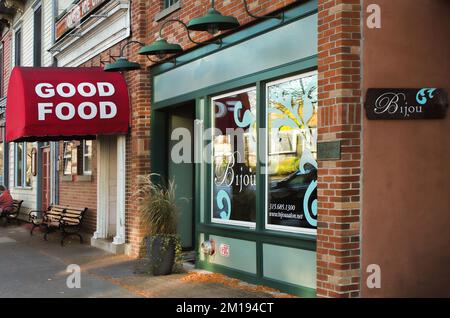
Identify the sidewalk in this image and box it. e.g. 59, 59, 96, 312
0, 225, 291, 298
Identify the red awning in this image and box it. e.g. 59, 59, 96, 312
5, 67, 130, 142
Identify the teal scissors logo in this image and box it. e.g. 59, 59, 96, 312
416, 88, 437, 105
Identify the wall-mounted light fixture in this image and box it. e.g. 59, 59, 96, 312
103, 40, 144, 72
138, 18, 222, 59
187, 0, 240, 35
103, 0, 285, 72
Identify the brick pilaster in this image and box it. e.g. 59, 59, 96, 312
316, 0, 362, 298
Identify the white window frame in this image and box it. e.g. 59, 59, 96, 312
82, 140, 92, 175
14, 142, 32, 189
265, 71, 318, 236
210, 87, 257, 229
164, 0, 180, 9
62, 141, 72, 176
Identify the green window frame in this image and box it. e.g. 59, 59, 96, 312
210, 87, 258, 228
264, 71, 318, 235
204, 69, 318, 236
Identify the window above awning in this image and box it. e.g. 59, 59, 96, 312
5, 67, 130, 142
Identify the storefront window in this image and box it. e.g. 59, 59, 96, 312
266, 72, 318, 234
26, 143, 32, 187
212, 88, 257, 226
83, 140, 92, 175
15, 142, 33, 187
15, 143, 23, 187
63, 141, 72, 176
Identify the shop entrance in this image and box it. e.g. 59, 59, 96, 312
167, 103, 195, 250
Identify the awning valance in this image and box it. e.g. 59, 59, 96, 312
5, 67, 130, 142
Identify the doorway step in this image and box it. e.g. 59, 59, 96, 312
90, 237, 130, 255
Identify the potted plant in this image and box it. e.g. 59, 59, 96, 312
138, 174, 181, 276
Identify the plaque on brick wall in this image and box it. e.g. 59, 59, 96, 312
317, 141, 341, 161
365, 88, 448, 120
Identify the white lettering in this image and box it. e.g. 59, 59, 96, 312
56, 83, 76, 98
78, 102, 98, 120
97, 82, 115, 97
77, 82, 97, 97
35, 83, 55, 98
38, 103, 53, 120
55, 102, 76, 120
99, 101, 117, 119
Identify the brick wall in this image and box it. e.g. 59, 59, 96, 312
58, 140, 97, 233
316, 0, 362, 297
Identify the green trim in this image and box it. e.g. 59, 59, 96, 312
196, 260, 316, 298
152, 56, 317, 110
255, 81, 263, 279
150, 110, 168, 183
197, 224, 315, 251
151, 0, 318, 76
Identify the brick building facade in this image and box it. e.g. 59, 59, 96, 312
316, 0, 362, 298
1, 0, 449, 298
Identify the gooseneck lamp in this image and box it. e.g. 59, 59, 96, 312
104, 0, 286, 71
138, 18, 222, 58
242, 0, 284, 21
187, 0, 240, 34
103, 40, 144, 72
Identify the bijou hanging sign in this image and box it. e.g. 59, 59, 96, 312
365, 88, 448, 120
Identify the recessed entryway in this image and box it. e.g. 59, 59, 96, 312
167, 102, 195, 250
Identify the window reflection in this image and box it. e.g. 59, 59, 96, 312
266, 73, 318, 232
212, 88, 257, 225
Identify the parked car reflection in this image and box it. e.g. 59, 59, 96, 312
268, 165, 317, 229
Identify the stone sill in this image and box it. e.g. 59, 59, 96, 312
61, 175, 73, 182
76, 175, 92, 182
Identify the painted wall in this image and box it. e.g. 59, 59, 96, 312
6, 0, 55, 215
1, 29, 12, 97
362, 0, 450, 297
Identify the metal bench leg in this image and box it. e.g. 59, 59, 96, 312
60, 228, 67, 246
43, 226, 51, 241
76, 233, 83, 244
30, 224, 38, 235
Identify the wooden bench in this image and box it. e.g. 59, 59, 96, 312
0, 199, 23, 226
29, 205, 88, 246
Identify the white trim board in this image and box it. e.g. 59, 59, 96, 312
51, 0, 130, 67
